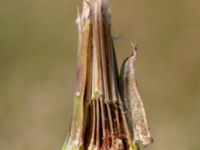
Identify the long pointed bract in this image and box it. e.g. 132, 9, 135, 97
120, 45, 153, 146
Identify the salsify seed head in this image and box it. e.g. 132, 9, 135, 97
62, 0, 153, 150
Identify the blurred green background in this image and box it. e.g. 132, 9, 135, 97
0, 0, 200, 150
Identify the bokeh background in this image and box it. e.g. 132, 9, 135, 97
1, 0, 200, 150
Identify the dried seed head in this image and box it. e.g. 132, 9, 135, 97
62, 0, 152, 150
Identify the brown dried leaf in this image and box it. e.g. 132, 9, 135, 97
120, 44, 153, 146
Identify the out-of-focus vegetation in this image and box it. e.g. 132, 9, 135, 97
0, 0, 200, 150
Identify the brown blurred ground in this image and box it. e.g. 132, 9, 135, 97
0, 0, 200, 150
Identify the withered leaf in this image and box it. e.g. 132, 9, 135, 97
120, 44, 153, 146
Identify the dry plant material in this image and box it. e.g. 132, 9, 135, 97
62, 0, 153, 149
